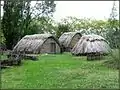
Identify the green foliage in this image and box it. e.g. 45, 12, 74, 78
103, 2, 120, 70
27, 1, 56, 35
105, 26, 120, 49
21, 1, 32, 37
58, 17, 109, 36
24, 17, 57, 35
0, 31, 5, 45
2, 0, 24, 49
0, 53, 8, 60
56, 23, 70, 38
106, 1, 119, 49
31, 1, 56, 18
1, 53, 119, 89
104, 49, 119, 69
2, 0, 56, 49
19, 1, 56, 37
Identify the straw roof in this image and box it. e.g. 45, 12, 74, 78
71, 34, 111, 55
59, 32, 82, 47
13, 34, 61, 54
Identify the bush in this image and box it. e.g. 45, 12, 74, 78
104, 49, 119, 69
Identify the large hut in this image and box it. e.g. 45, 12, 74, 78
13, 34, 61, 54
71, 34, 111, 56
59, 32, 82, 52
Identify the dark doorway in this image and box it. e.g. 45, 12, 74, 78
51, 43, 56, 53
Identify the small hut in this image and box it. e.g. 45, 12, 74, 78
13, 34, 61, 54
59, 32, 82, 52
71, 34, 111, 60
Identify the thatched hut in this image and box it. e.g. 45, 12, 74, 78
59, 32, 82, 52
13, 34, 61, 54
71, 34, 111, 57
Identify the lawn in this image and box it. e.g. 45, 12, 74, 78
1, 53, 119, 89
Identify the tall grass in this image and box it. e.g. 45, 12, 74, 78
104, 49, 119, 69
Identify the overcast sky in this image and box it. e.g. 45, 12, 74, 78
53, 1, 119, 22
1, 1, 119, 22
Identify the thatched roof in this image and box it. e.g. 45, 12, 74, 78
59, 32, 82, 47
71, 34, 111, 55
13, 34, 61, 54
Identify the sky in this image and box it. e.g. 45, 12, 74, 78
52, 1, 119, 22
1, 1, 119, 22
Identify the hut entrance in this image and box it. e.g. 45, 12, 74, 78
50, 43, 56, 53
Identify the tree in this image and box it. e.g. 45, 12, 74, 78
21, 1, 31, 36
59, 16, 109, 37
2, 0, 24, 49
107, 1, 119, 48
29, 1, 56, 35
2, 0, 56, 50
56, 23, 70, 38
32, 0, 56, 18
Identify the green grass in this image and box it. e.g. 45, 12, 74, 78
1, 53, 119, 89
103, 49, 120, 69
